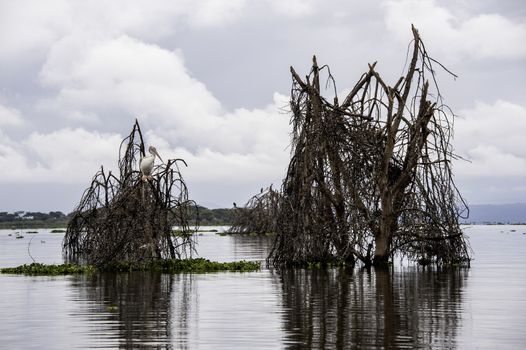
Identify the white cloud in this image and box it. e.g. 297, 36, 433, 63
0, 0, 293, 192
267, 0, 318, 18
38, 32, 291, 154
169, 147, 286, 183
0, 128, 122, 184
1, 0, 524, 209
0, 103, 25, 127
455, 145, 526, 177
181, 92, 290, 155
188, 0, 247, 26
39, 35, 222, 133
0, 131, 29, 182
144, 91, 290, 184
383, 0, 526, 60
1, 92, 290, 189
454, 100, 526, 177
0, 0, 72, 61
0, 0, 248, 63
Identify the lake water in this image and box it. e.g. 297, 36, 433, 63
1, 225, 525, 349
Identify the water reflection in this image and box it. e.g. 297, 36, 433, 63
72, 272, 194, 348
278, 267, 468, 349
3, 226, 525, 348
230, 234, 273, 262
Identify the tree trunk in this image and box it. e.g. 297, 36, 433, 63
373, 229, 391, 265
373, 194, 395, 265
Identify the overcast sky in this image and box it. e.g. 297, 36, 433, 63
0, 0, 525, 212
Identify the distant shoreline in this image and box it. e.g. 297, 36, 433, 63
1, 221, 526, 230
0, 206, 236, 229
1, 203, 525, 229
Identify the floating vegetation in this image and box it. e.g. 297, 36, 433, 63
170, 229, 215, 236
171, 229, 194, 237
26, 231, 38, 234
15, 235, 24, 239
0, 263, 96, 275
0, 258, 260, 276
50, 229, 66, 233
218, 231, 275, 237
104, 258, 261, 273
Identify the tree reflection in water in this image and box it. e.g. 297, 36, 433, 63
230, 234, 273, 261
278, 267, 468, 349
74, 272, 194, 349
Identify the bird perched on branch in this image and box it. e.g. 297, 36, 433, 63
140, 146, 163, 181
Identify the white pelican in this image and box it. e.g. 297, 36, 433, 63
140, 146, 163, 181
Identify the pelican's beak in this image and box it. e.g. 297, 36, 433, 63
152, 149, 164, 163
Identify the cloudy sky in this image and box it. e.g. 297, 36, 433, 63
0, 0, 525, 212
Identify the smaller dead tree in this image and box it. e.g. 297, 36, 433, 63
228, 186, 281, 234
63, 120, 198, 267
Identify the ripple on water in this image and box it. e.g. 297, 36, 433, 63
1, 226, 526, 348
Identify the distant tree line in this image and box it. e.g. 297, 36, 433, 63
192, 206, 236, 226
0, 207, 235, 229
0, 211, 68, 222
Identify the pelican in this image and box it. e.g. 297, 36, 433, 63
140, 146, 163, 181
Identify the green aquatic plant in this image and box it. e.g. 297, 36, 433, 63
50, 229, 66, 233
0, 263, 97, 275
170, 229, 215, 236
103, 258, 260, 273
0, 258, 260, 276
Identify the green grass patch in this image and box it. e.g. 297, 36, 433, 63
0, 258, 260, 276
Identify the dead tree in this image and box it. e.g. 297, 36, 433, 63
63, 120, 197, 267
228, 186, 281, 234
265, 25, 470, 267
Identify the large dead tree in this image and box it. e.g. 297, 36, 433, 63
63, 120, 197, 267
238, 26, 470, 267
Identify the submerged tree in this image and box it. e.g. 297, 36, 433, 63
233, 26, 470, 267
228, 186, 281, 235
63, 120, 197, 267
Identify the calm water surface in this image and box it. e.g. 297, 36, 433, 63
1, 225, 525, 349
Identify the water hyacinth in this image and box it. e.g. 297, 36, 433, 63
0, 258, 260, 276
